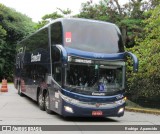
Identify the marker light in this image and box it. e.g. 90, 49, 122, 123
115, 99, 125, 105
68, 56, 72, 62
64, 106, 73, 113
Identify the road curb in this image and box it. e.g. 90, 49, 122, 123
126, 107, 160, 115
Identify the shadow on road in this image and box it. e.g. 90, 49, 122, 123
58, 115, 118, 122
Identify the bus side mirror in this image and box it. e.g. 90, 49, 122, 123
125, 52, 138, 73
52, 45, 68, 68
52, 45, 61, 62
55, 45, 68, 65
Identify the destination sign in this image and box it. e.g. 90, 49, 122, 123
75, 59, 92, 64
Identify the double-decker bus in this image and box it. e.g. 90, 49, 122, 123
14, 18, 138, 117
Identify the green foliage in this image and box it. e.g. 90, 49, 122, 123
77, 0, 149, 48
36, 8, 72, 29
126, 5, 160, 99
0, 4, 36, 80
35, 11, 63, 29
77, 1, 109, 21
0, 4, 36, 43
42, 11, 63, 20
56, 8, 72, 16
0, 40, 5, 72
0, 25, 6, 39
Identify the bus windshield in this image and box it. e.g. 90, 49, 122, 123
65, 61, 125, 95
63, 19, 124, 53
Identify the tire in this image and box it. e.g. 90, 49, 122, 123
18, 82, 23, 96
38, 90, 45, 111
44, 91, 52, 114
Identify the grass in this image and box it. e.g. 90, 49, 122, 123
126, 99, 160, 115
126, 99, 143, 108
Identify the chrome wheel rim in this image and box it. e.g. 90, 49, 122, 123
38, 93, 44, 106
45, 93, 49, 110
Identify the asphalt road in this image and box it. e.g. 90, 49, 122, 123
0, 84, 160, 134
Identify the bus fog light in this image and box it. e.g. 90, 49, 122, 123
64, 106, 73, 113
118, 108, 124, 114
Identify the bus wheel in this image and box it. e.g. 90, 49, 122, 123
38, 90, 45, 111
44, 91, 52, 114
18, 82, 23, 96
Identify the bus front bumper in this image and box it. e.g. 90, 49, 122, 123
62, 100, 125, 117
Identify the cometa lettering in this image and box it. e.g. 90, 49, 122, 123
92, 92, 105, 96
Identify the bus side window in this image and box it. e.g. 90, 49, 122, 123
54, 64, 61, 83
51, 22, 63, 45
51, 21, 62, 85
52, 46, 62, 84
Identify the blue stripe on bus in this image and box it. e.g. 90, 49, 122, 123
61, 88, 124, 103
65, 47, 125, 60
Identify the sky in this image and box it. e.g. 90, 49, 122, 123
0, 0, 128, 22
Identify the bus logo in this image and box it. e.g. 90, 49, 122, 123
92, 92, 105, 96
95, 103, 101, 108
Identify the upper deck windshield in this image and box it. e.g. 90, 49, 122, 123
63, 19, 124, 53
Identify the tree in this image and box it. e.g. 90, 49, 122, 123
0, 40, 6, 72
0, 4, 36, 80
77, 0, 147, 47
36, 8, 72, 29
0, 25, 6, 39
78, 0, 109, 21
127, 5, 160, 99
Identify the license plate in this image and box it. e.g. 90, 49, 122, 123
92, 111, 103, 116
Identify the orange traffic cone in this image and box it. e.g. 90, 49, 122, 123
21, 80, 26, 92
0, 79, 8, 92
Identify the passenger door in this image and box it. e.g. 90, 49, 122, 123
50, 46, 62, 113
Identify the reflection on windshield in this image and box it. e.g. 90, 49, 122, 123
64, 20, 124, 53
66, 64, 123, 93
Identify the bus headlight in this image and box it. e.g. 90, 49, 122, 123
64, 106, 74, 113
118, 107, 124, 114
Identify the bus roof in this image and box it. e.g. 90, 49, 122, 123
48, 17, 118, 29
17, 18, 124, 54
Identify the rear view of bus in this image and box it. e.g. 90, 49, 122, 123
51, 18, 138, 117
